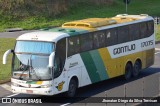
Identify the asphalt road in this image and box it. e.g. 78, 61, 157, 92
0, 30, 36, 38
0, 31, 160, 106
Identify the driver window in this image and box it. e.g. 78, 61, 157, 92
54, 55, 62, 78
54, 38, 66, 78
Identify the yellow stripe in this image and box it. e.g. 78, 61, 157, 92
36, 81, 43, 85
98, 48, 123, 78
98, 47, 154, 79
98, 48, 113, 78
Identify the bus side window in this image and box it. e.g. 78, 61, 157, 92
55, 38, 66, 75
68, 36, 80, 56
118, 25, 129, 43
147, 21, 154, 37
93, 31, 105, 49
81, 34, 93, 52
54, 55, 62, 78
129, 23, 140, 40
140, 22, 147, 38
106, 28, 118, 46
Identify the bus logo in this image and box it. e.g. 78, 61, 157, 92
28, 84, 31, 88
56, 81, 65, 91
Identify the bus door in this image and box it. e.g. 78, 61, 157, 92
53, 38, 68, 93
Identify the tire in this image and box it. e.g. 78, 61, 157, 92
125, 63, 132, 80
66, 79, 77, 97
133, 60, 141, 77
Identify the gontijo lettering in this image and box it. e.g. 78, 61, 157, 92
113, 44, 136, 55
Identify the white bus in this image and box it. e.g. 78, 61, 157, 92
3, 14, 155, 97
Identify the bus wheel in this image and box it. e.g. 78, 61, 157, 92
66, 79, 77, 97
125, 63, 132, 80
133, 60, 141, 77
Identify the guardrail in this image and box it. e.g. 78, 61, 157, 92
154, 17, 160, 25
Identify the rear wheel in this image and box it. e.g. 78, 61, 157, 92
66, 79, 77, 97
125, 63, 132, 80
133, 60, 141, 77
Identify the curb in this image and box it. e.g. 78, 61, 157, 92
5, 28, 23, 32
0, 79, 11, 85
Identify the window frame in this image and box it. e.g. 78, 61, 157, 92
129, 23, 140, 40
68, 36, 81, 57
105, 28, 118, 46
93, 31, 106, 49
117, 25, 129, 44
80, 33, 93, 53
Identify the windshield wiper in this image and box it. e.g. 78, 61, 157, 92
19, 60, 29, 80
30, 56, 42, 81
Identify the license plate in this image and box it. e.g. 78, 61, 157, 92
26, 90, 33, 93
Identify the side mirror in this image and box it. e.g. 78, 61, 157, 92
48, 52, 55, 67
48, 52, 55, 79
48, 67, 54, 79
3, 49, 14, 64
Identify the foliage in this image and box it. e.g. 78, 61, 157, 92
155, 25, 160, 41
0, 0, 113, 19
0, 0, 160, 32
0, 38, 16, 81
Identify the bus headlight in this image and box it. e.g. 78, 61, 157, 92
41, 84, 52, 88
11, 82, 19, 87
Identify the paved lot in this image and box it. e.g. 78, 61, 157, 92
0, 30, 36, 38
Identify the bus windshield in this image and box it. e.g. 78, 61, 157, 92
15, 41, 54, 54
12, 41, 54, 81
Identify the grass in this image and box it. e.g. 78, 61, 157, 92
155, 25, 160, 41
0, 38, 16, 81
0, 0, 160, 31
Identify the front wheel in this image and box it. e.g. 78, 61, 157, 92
66, 79, 77, 97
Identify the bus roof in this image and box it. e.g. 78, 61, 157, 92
17, 14, 153, 42
62, 14, 152, 29
16, 31, 69, 42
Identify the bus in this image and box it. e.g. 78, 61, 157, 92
3, 14, 155, 97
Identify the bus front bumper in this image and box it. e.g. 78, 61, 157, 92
11, 85, 54, 96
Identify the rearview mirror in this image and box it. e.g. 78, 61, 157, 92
48, 52, 55, 67
3, 49, 14, 64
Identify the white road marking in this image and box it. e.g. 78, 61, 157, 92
60, 103, 71, 106
155, 48, 160, 51
155, 52, 160, 55
0, 84, 11, 92
6, 93, 20, 97
0, 84, 19, 97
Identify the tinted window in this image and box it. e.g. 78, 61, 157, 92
68, 36, 80, 56
56, 38, 66, 61
106, 28, 118, 46
118, 25, 129, 43
140, 22, 147, 38
93, 31, 105, 49
81, 34, 93, 52
55, 38, 66, 78
129, 24, 140, 40
147, 21, 154, 37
